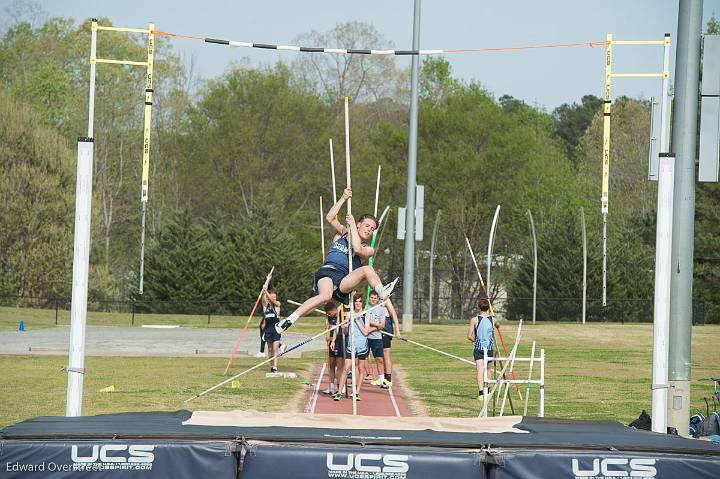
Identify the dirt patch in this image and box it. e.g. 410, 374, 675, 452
393, 365, 428, 416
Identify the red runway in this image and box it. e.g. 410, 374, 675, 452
303, 363, 411, 416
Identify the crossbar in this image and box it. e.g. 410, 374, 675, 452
92, 57, 148, 66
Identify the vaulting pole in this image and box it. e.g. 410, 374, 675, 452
319, 196, 325, 261
223, 267, 274, 375
329, 138, 338, 204
487, 205, 501, 292
365, 165, 382, 305
527, 209, 537, 325
344, 96, 357, 416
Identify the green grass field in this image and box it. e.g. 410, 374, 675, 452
1, 310, 717, 429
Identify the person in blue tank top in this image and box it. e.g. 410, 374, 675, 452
276, 187, 398, 334
467, 298, 499, 400
260, 288, 282, 373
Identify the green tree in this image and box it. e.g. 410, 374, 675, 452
552, 95, 603, 167
0, 88, 74, 299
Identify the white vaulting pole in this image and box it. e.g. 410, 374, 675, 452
487, 205, 501, 292
344, 96, 357, 416
329, 138, 337, 204
319, 196, 325, 261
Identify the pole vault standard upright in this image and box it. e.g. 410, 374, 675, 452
600, 33, 670, 306
67, 20, 155, 417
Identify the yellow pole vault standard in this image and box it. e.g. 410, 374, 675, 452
601, 33, 612, 307
138, 23, 155, 295
600, 33, 670, 307
90, 21, 157, 295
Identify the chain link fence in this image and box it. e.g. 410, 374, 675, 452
0, 295, 713, 326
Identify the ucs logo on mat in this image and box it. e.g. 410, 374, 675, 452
571, 458, 657, 478
70, 445, 155, 471
326, 453, 409, 478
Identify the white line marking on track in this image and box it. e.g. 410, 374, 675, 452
306, 362, 326, 414
387, 384, 401, 417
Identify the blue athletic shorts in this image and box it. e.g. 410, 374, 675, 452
473, 348, 494, 362
368, 338, 384, 358
313, 267, 349, 304
263, 323, 281, 343
346, 348, 369, 360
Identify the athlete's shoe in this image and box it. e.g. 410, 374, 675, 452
351, 394, 361, 401
322, 386, 333, 395
270, 367, 277, 373
332, 392, 341, 401
275, 319, 293, 334
382, 378, 392, 388
279, 343, 287, 354
378, 277, 399, 300
370, 378, 383, 386
253, 352, 265, 358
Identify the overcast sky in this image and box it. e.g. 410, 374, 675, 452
3, 0, 720, 110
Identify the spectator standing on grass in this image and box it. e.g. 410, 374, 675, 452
380, 298, 400, 388
467, 299, 499, 400
260, 288, 283, 373
366, 291, 387, 387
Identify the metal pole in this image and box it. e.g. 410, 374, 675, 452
487, 205, 501, 296
651, 153, 676, 433
527, 210, 537, 325
602, 33, 612, 307
668, 0, 702, 435
138, 23, 155, 295
581, 207, 587, 325
428, 210, 441, 323
402, 0, 421, 333
66, 19, 98, 417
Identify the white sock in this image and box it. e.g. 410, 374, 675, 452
287, 312, 300, 325
374, 283, 384, 295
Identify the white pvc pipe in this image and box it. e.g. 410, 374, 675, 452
67, 20, 98, 417
66, 140, 94, 417
539, 348, 545, 417
651, 154, 675, 433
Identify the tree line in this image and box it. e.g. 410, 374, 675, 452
1, 13, 718, 322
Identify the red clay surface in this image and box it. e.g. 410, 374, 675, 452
303, 362, 411, 416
